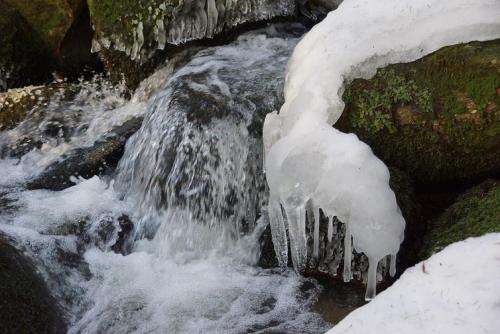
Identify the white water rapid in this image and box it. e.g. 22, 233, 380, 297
0, 25, 331, 334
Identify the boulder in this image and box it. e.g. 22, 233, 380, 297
87, 0, 298, 89
27, 117, 143, 191
420, 179, 500, 259
0, 83, 74, 132
0, 0, 100, 90
338, 39, 500, 184
0, 234, 66, 334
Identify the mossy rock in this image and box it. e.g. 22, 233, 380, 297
0, 0, 96, 89
420, 179, 500, 259
5, 0, 85, 59
0, 1, 53, 89
87, 0, 297, 89
0, 235, 66, 334
338, 39, 500, 184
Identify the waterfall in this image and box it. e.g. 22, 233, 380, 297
0, 24, 332, 334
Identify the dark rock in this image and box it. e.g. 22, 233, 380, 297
111, 215, 135, 255
0, 0, 101, 90
420, 179, 500, 259
257, 224, 279, 268
27, 117, 143, 191
0, 234, 66, 334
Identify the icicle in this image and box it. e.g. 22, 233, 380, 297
313, 207, 320, 259
327, 216, 333, 242
268, 197, 288, 267
365, 257, 378, 301
284, 204, 307, 272
343, 221, 352, 282
389, 253, 397, 277
206, 0, 218, 37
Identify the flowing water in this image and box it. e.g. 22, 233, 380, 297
0, 24, 332, 334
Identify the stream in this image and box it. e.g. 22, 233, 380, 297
0, 23, 336, 334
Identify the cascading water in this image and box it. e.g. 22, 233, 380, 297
0, 24, 332, 334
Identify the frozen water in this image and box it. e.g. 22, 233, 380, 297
264, 0, 500, 300
92, 0, 297, 61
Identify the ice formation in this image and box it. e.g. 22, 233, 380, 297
264, 0, 500, 300
91, 0, 296, 61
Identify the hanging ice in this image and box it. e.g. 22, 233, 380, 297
264, 0, 500, 300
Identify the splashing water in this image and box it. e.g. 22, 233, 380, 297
0, 24, 332, 334
263, 0, 500, 300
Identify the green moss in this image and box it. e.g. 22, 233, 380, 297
0, 83, 77, 131
0, 2, 54, 87
344, 69, 432, 134
339, 39, 500, 184
87, 0, 177, 52
5, 0, 81, 56
421, 179, 500, 258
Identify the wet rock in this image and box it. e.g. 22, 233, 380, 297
0, 1, 53, 90
0, 234, 66, 334
27, 117, 143, 191
420, 179, 500, 259
338, 39, 500, 184
0, 83, 74, 132
111, 215, 135, 255
257, 224, 279, 268
87, 0, 298, 89
0, 1, 101, 89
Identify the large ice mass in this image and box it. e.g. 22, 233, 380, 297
264, 0, 500, 300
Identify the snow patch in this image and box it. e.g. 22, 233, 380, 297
327, 233, 500, 334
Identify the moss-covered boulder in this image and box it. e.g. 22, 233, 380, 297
420, 179, 500, 259
5, 0, 86, 59
0, 1, 53, 89
339, 39, 500, 184
0, 235, 66, 334
0, 0, 99, 89
87, 0, 297, 88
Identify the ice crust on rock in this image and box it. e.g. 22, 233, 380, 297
91, 0, 296, 61
264, 0, 500, 300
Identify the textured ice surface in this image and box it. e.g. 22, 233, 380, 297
264, 0, 500, 300
327, 234, 500, 334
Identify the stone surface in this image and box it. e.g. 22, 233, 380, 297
421, 179, 500, 258
0, 234, 66, 334
27, 117, 143, 191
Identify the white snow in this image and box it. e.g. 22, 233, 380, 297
263, 0, 500, 300
327, 233, 500, 334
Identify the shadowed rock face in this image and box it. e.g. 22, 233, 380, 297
421, 179, 500, 259
0, 235, 66, 334
27, 117, 143, 191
